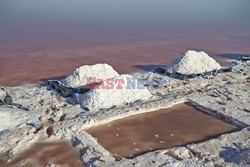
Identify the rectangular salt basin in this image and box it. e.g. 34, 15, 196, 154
86, 103, 236, 158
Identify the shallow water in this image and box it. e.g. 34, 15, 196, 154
0, 0, 250, 86
1, 141, 85, 167
86, 103, 236, 158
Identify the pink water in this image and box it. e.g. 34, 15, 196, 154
0, 0, 250, 86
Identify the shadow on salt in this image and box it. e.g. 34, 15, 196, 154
86, 103, 236, 159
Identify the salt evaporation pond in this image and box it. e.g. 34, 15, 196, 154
86, 103, 236, 158
1, 142, 86, 167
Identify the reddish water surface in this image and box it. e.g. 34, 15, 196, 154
1, 33, 250, 86
1, 141, 85, 167
1, 0, 250, 86
86, 103, 236, 158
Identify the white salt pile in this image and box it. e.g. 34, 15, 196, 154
165, 50, 221, 75
76, 74, 152, 111
61, 64, 119, 88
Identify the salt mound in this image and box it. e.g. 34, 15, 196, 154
76, 74, 152, 111
165, 50, 221, 75
61, 64, 119, 88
